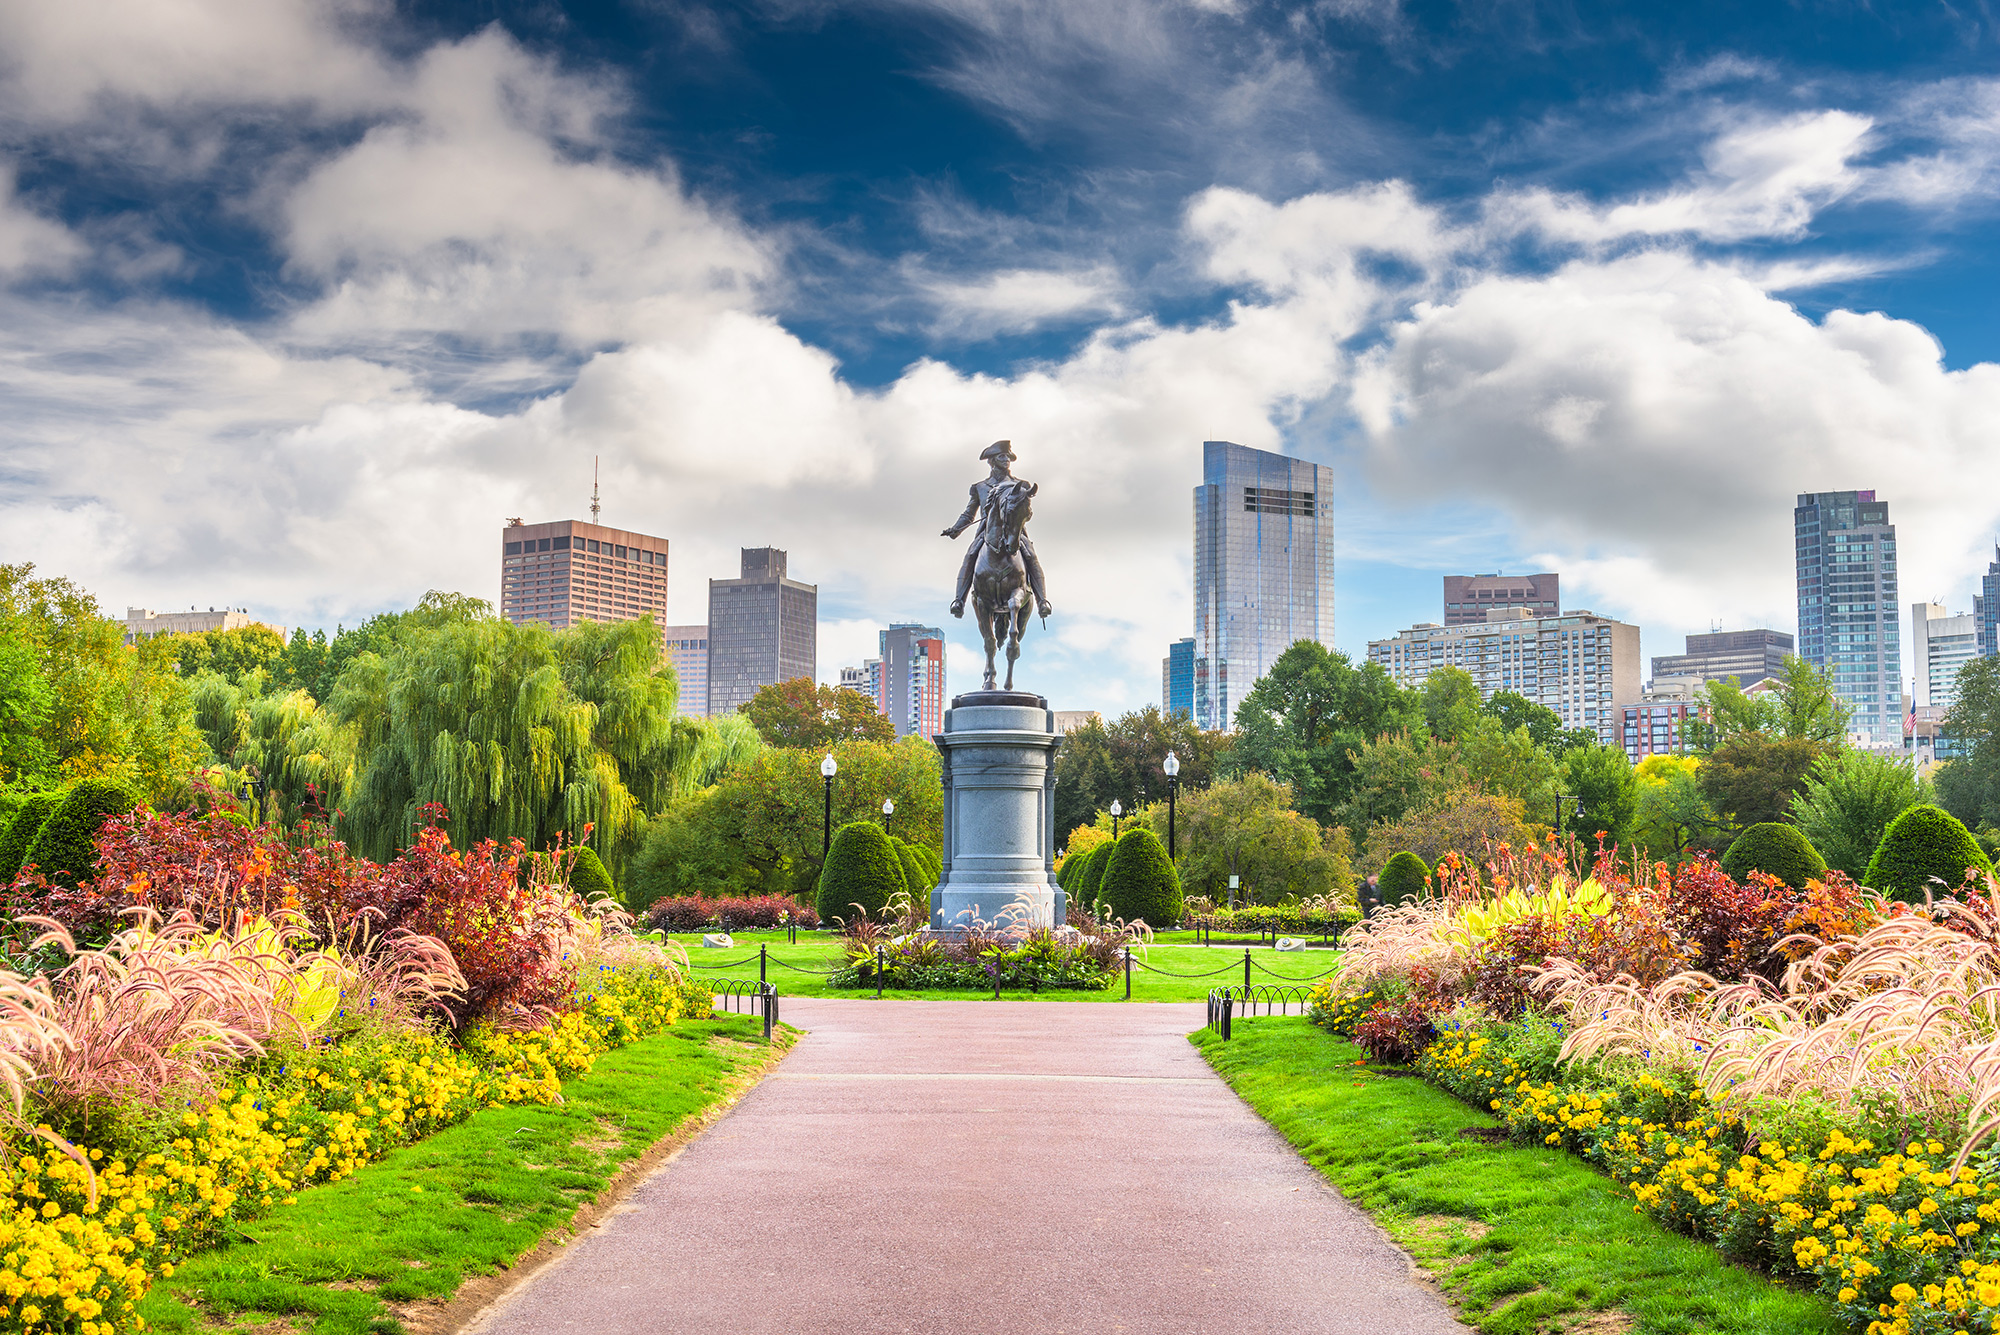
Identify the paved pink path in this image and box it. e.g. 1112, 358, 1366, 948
471, 999, 1469, 1335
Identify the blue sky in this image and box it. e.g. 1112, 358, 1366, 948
4, 0, 2000, 713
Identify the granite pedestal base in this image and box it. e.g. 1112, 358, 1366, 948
930, 690, 1064, 932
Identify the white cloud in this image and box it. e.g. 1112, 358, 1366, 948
919, 266, 1125, 338
0, 164, 83, 275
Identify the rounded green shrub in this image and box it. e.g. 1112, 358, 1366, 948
1864, 804, 1994, 902
816, 820, 909, 925
892, 838, 929, 894
25, 778, 141, 887
0, 791, 62, 883
1076, 840, 1115, 908
1378, 850, 1430, 905
1721, 822, 1828, 890
568, 845, 615, 903
1099, 827, 1183, 928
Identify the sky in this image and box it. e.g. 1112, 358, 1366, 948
5, 0, 2000, 713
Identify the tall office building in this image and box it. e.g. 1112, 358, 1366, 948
1366, 608, 1641, 745
500, 519, 667, 630
706, 548, 817, 717
1978, 544, 2000, 659
1443, 573, 1559, 626
1192, 441, 1336, 731
1162, 637, 1195, 719
1650, 629, 1793, 689
1795, 491, 1900, 747
660, 624, 709, 717
1912, 603, 1980, 712
875, 623, 946, 738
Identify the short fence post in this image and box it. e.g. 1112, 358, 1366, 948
993, 956, 1002, 1000
1123, 948, 1132, 1001
760, 943, 768, 984
1221, 994, 1234, 1041
875, 945, 885, 998
761, 986, 774, 1041
1244, 948, 1252, 993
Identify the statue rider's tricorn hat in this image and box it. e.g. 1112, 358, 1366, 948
980, 439, 1016, 462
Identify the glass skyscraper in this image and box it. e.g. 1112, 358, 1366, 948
1795, 491, 1900, 747
1162, 637, 1194, 719
1978, 544, 2000, 660
1193, 441, 1336, 731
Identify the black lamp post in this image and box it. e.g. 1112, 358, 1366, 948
1554, 793, 1583, 842
881, 796, 895, 833
1110, 799, 1123, 840
821, 753, 838, 857
1163, 750, 1180, 861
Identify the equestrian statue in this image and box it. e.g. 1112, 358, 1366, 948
942, 440, 1052, 692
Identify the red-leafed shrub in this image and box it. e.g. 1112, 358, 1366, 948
644, 895, 819, 932
1352, 996, 1437, 1065
1658, 858, 1799, 981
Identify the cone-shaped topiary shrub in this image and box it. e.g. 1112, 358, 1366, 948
1099, 827, 1182, 928
568, 845, 615, 902
816, 820, 909, 925
1721, 822, 1828, 890
892, 838, 929, 894
1077, 840, 1115, 909
25, 778, 141, 887
0, 790, 62, 883
1864, 804, 1994, 902
1378, 850, 1430, 905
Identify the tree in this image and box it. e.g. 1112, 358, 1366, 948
1145, 773, 1355, 905
727, 736, 943, 897
1688, 658, 1849, 753
1559, 744, 1639, 847
1339, 715, 1558, 833
1358, 790, 1535, 874
1631, 755, 1722, 863
815, 820, 907, 924
1422, 668, 1486, 742
1863, 804, 1994, 902
627, 787, 764, 909
1720, 823, 1827, 890
170, 624, 287, 684
1052, 706, 1230, 841
1223, 641, 1419, 825
1937, 656, 2000, 833
1698, 735, 1826, 834
1098, 827, 1182, 928
1484, 691, 1572, 754
1791, 749, 1933, 879
0, 627, 54, 786
740, 678, 894, 750
0, 790, 61, 883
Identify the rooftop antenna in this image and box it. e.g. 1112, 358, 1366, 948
590, 457, 601, 523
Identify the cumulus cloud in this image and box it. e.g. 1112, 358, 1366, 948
917, 265, 1125, 338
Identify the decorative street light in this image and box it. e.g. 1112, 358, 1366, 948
881, 796, 895, 833
821, 753, 838, 857
1163, 751, 1181, 862
1554, 793, 1584, 843
1110, 798, 1123, 840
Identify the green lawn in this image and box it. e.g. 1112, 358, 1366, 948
666, 928, 1340, 1002
141, 1014, 787, 1335
1196, 1017, 1836, 1335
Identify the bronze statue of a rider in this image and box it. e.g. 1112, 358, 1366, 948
943, 440, 1052, 620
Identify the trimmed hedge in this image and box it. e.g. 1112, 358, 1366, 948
815, 820, 908, 925
1099, 827, 1182, 929
1864, 803, 1994, 902
0, 790, 62, 883
1378, 850, 1430, 904
25, 778, 141, 887
1720, 822, 1828, 890
569, 846, 615, 902
643, 894, 820, 932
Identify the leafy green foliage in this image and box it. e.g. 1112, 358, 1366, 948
815, 820, 908, 924
1862, 803, 1994, 902
568, 846, 615, 902
0, 789, 61, 882
1937, 656, 2000, 834
740, 677, 894, 748
25, 777, 141, 886
1377, 849, 1430, 904
1097, 826, 1181, 928
1631, 755, 1721, 862
1720, 822, 1828, 890
0, 626, 55, 785
1483, 690, 1590, 755
168, 624, 288, 684
1222, 641, 1418, 825
1073, 840, 1115, 909
891, 837, 930, 893
1558, 743, 1639, 846
1361, 794, 1532, 876
1688, 657, 1850, 752
1698, 735, 1827, 834
1790, 749, 1933, 879
1143, 772, 1353, 904
1052, 705, 1230, 841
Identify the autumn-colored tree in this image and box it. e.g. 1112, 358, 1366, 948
1357, 790, 1536, 874
741, 677, 895, 749
1137, 773, 1354, 905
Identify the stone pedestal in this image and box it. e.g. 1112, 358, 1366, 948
931, 690, 1063, 932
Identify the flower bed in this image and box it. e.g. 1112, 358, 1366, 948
643, 894, 819, 933
1297, 839, 2000, 1335
1183, 902, 1358, 936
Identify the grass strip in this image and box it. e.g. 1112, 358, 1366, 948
673, 930, 1337, 1001
1194, 1017, 1836, 1335
139, 1016, 789, 1335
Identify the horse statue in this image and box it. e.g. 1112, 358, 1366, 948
970, 479, 1040, 691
